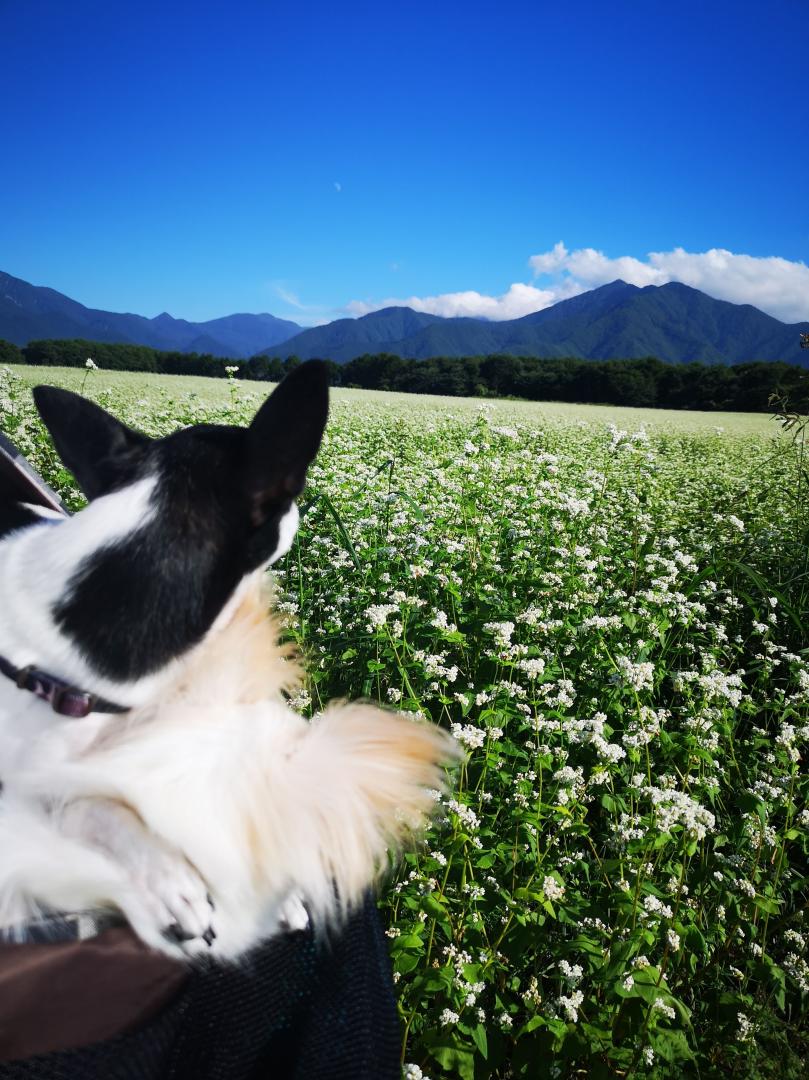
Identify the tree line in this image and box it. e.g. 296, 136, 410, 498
1, 338, 806, 412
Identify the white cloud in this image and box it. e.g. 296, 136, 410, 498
346, 245, 809, 323
347, 281, 581, 321
528, 244, 809, 323
274, 285, 305, 309
265, 282, 340, 327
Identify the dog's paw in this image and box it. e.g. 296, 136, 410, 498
126, 841, 217, 953
60, 797, 216, 956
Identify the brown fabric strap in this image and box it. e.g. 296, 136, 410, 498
0, 926, 188, 1061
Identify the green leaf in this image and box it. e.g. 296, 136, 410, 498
567, 934, 603, 958
424, 1035, 476, 1080
471, 1022, 489, 1059
649, 1027, 695, 1064
757, 957, 786, 1010
518, 1015, 547, 1036
421, 892, 452, 938
753, 894, 781, 915
395, 933, 425, 949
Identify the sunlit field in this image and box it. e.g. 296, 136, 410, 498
1, 364, 807, 1079
5, 363, 777, 435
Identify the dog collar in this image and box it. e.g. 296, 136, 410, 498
0, 655, 129, 718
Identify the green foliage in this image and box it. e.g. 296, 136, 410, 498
338, 353, 809, 412
0, 340, 23, 364
2, 337, 807, 412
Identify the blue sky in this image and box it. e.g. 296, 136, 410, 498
2, 0, 807, 325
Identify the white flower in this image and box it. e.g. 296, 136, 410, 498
736, 878, 756, 899
439, 1008, 459, 1026
543, 875, 565, 901
737, 1013, 755, 1041
652, 998, 676, 1021
450, 723, 486, 750
558, 959, 583, 984
85, 357, 98, 369
616, 655, 654, 693
447, 799, 480, 830
522, 975, 541, 1007
557, 989, 584, 1022
518, 657, 546, 679
484, 620, 516, 647
430, 609, 457, 632
404, 1066, 428, 1080
364, 603, 399, 629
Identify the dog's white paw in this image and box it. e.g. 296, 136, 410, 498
123, 840, 216, 952
60, 797, 216, 955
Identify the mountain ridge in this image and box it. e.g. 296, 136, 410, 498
262, 280, 808, 365
0, 271, 301, 358
1, 270, 807, 366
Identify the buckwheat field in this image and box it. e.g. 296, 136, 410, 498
2, 364, 808, 1079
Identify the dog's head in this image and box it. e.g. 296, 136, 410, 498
29, 362, 329, 686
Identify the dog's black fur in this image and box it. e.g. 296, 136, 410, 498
0, 503, 43, 539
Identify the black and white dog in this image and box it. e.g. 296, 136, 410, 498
0, 363, 455, 960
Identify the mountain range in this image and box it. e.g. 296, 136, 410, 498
2, 271, 807, 365
0, 271, 301, 358
269, 281, 808, 365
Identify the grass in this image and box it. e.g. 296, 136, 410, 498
1, 363, 807, 1078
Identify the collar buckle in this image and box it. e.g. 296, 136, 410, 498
51, 685, 96, 719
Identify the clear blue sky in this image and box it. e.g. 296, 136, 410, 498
1, 0, 807, 324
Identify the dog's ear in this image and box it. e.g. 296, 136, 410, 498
244, 361, 329, 524
33, 386, 149, 499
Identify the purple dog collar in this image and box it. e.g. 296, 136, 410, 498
0, 655, 128, 718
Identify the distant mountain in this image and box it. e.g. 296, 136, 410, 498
2, 270, 807, 367
0, 272, 300, 358
266, 281, 809, 365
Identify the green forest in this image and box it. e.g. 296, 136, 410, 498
2, 337, 807, 412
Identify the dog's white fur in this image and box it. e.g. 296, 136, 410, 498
0, 484, 457, 959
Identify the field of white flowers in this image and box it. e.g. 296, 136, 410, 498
2, 365, 807, 1079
